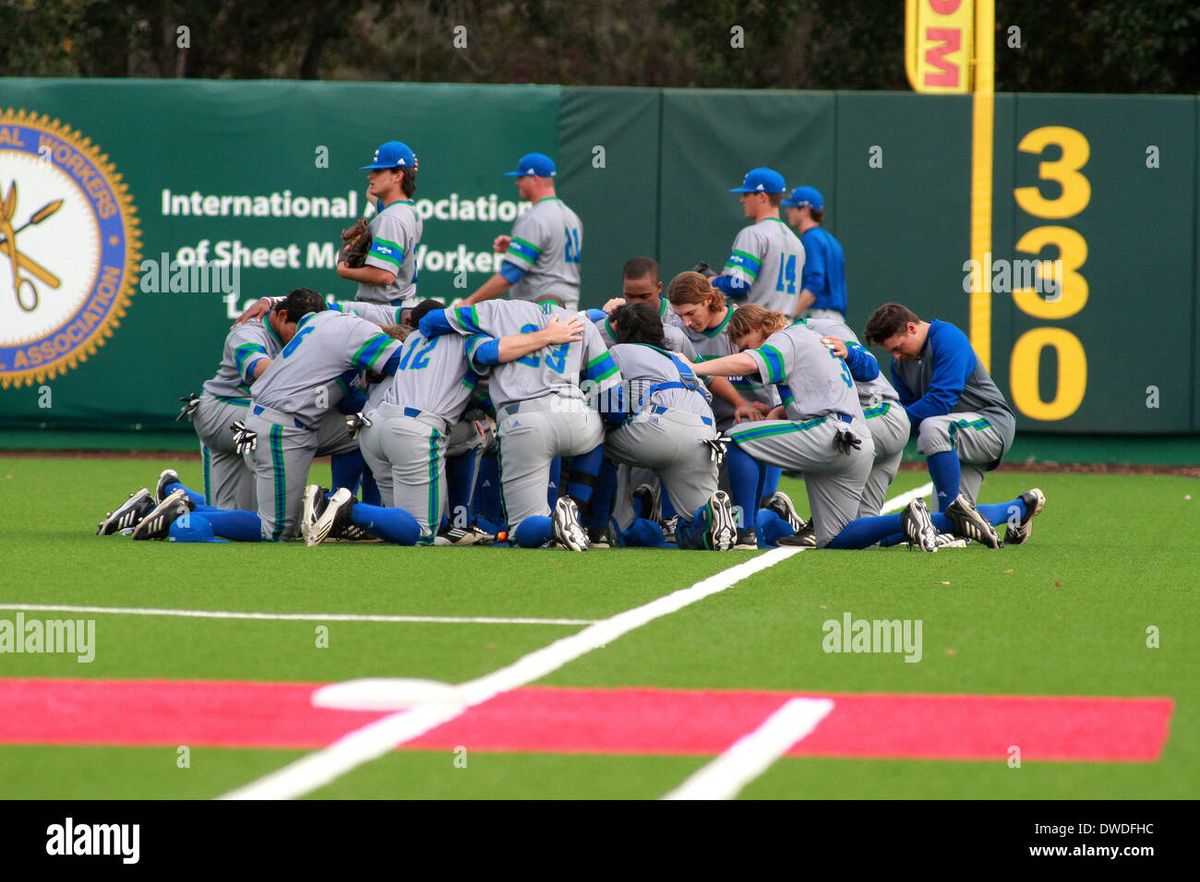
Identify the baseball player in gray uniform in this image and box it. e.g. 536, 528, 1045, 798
243, 308, 402, 541
689, 306, 874, 549
796, 315, 911, 519
864, 302, 1043, 549
420, 297, 621, 550
711, 167, 807, 318
463, 153, 583, 311
599, 303, 736, 550
345, 299, 585, 544
337, 140, 423, 308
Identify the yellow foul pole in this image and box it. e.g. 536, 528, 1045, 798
969, 0, 995, 371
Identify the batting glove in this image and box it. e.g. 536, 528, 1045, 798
176, 392, 201, 423
832, 429, 863, 456
345, 411, 372, 439
231, 420, 258, 454
702, 436, 731, 466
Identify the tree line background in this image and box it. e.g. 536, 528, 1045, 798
2, 0, 1198, 93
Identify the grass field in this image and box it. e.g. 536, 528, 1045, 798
0, 455, 1195, 799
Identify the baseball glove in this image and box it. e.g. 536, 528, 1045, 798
339, 219, 372, 268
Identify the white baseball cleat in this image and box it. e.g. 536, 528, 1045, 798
552, 497, 590, 552
307, 487, 354, 547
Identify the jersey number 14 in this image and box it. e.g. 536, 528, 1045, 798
775, 255, 797, 295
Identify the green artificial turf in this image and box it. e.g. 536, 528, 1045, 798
0, 456, 1195, 799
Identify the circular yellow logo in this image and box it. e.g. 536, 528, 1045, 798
0, 109, 142, 387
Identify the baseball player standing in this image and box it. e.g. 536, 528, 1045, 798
783, 186, 847, 321
336, 140, 423, 310
711, 167, 807, 317
462, 153, 583, 311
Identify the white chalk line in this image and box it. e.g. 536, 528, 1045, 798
219, 547, 803, 799
219, 480, 932, 800
662, 698, 836, 800
0, 604, 593, 627
659, 479, 931, 800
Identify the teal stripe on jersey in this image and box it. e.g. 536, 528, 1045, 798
508, 240, 540, 263
585, 353, 619, 383
455, 305, 483, 334
352, 334, 390, 370
725, 249, 762, 280
757, 344, 786, 384
270, 425, 286, 541
234, 343, 268, 371
730, 417, 827, 443
511, 236, 543, 256
214, 395, 251, 406
948, 417, 992, 447
369, 237, 404, 267
778, 383, 796, 409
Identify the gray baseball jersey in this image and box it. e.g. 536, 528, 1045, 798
444, 300, 620, 410
251, 310, 401, 427
357, 199, 423, 306
748, 324, 865, 422
594, 314, 698, 361
679, 304, 778, 425
502, 197, 583, 310
607, 343, 714, 419
380, 330, 487, 424
799, 317, 900, 410
202, 319, 282, 401
723, 217, 807, 315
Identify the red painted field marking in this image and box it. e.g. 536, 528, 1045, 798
0, 678, 1173, 762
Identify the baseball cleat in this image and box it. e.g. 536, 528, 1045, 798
1004, 488, 1046, 546
901, 498, 940, 552
704, 491, 737, 550
552, 497, 590, 552
438, 524, 495, 546
734, 528, 759, 550
660, 515, 679, 545
155, 469, 181, 504
300, 484, 328, 544
765, 491, 806, 533
945, 494, 1001, 549
307, 487, 355, 547
97, 488, 155, 535
777, 524, 817, 547
586, 526, 611, 549
131, 489, 191, 541
933, 532, 969, 549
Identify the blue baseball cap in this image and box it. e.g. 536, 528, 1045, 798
730, 167, 786, 194
782, 185, 824, 210
361, 141, 416, 170
168, 513, 228, 544
504, 152, 556, 178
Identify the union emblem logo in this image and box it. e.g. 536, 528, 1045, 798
0, 109, 141, 387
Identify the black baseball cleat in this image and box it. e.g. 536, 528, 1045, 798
1004, 488, 1046, 546
307, 487, 355, 547
660, 515, 679, 545
945, 494, 1001, 549
438, 524, 496, 546
155, 469, 181, 504
777, 524, 817, 548
734, 528, 759, 550
300, 484, 329, 544
552, 497, 590, 551
901, 498, 940, 553
765, 491, 806, 533
704, 491, 737, 551
97, 488, 155, 535
131, 489, 192, 540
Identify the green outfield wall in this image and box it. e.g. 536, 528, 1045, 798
1, 80, 1197, 441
